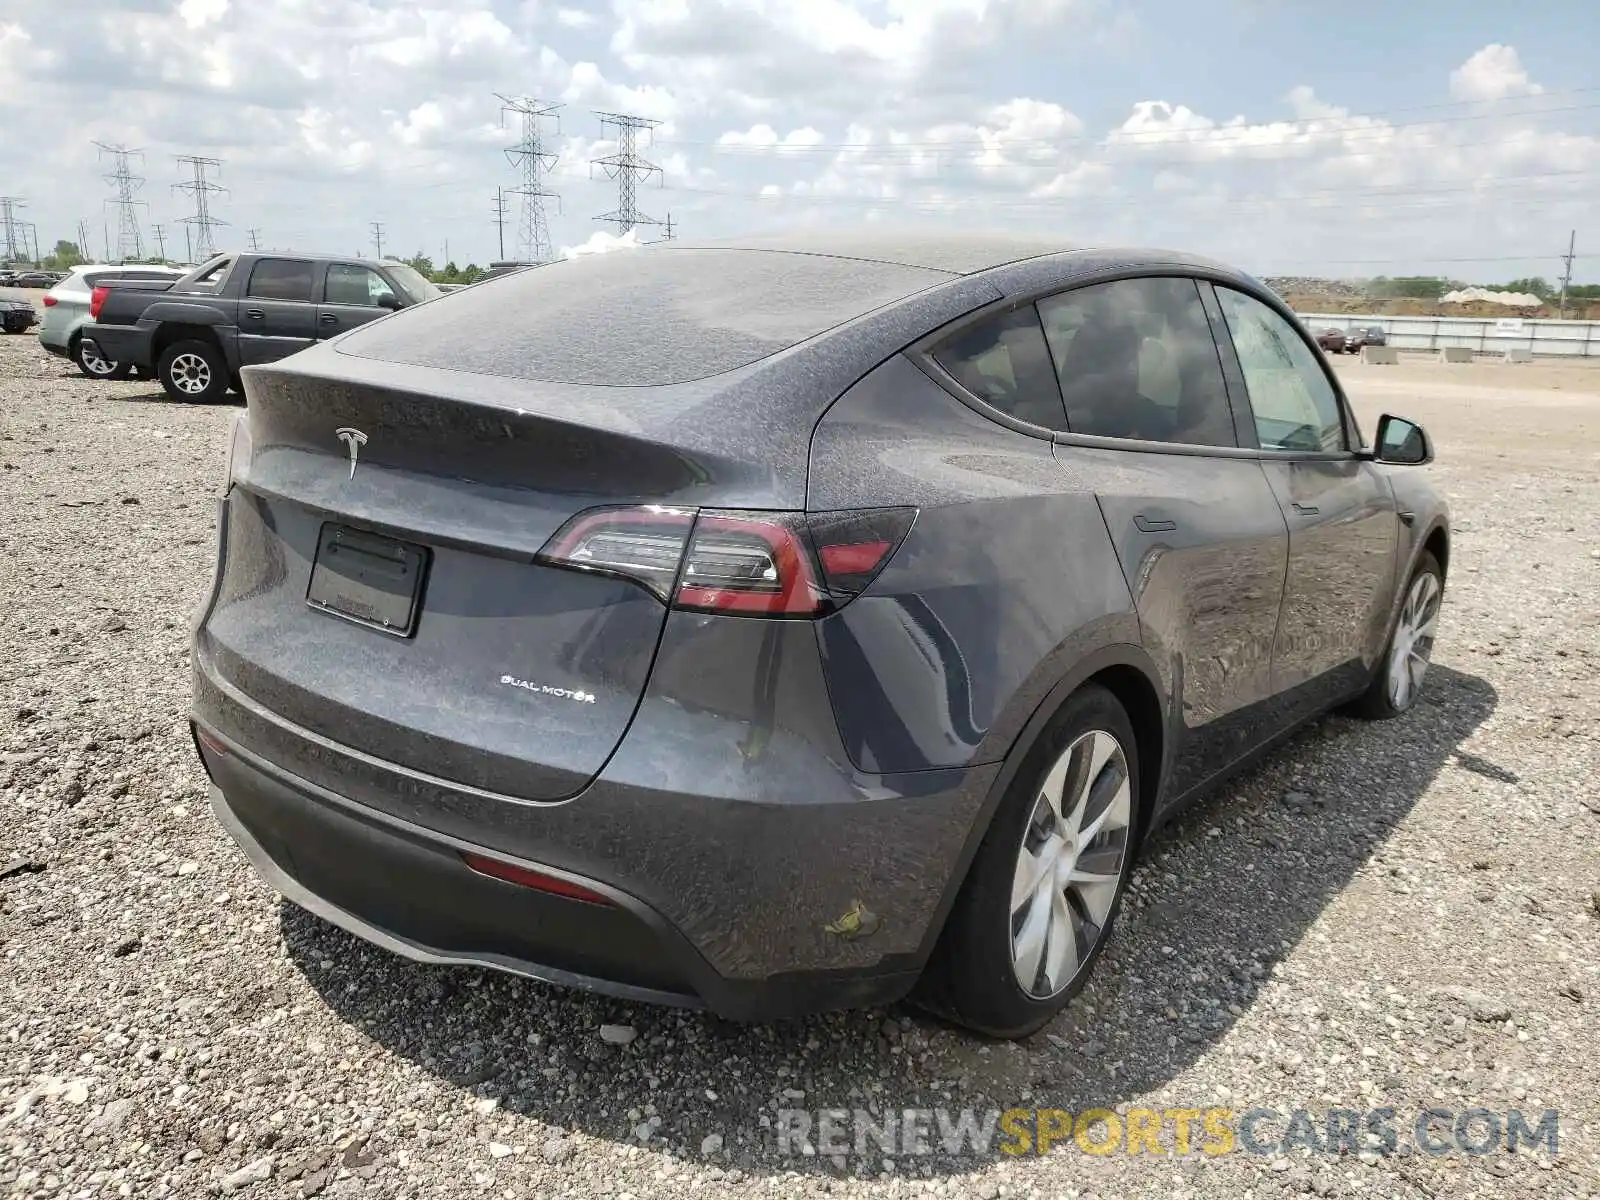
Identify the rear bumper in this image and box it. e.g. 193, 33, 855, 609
81, 324, 153, 368
196, 722, 960, 1020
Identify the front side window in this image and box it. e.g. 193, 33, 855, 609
1036, 277, 1237, 447
246, 258, 315, 303
325, 264, 399, 308
1216, 288, 1346, 452
929, 304, 1066, 428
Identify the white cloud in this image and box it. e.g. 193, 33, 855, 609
1450, 44, 1543, 102
0, 12, 1591, 280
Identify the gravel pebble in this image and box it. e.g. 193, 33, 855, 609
2, 335, 1598, 1199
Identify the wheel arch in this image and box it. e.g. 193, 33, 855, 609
911, 642, 1170, 967
154, 322, 224, 363
1421, 521, 1449, 580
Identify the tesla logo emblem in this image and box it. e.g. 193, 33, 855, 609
335, 427, 367, 479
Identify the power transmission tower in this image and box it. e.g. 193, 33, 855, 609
247, 228, 262, 251
0, 197, 25, 263
77, 218, 94, 261
591, 112, 663, 235
152, 224, 167, 261
497, 94, 561, 264
174, 156, 228, 260
370, 221, 384, 259
95, 142, 147, 261
1557, 230, 1577, 319
491, 188, 509, 260
662, 212, 676, 241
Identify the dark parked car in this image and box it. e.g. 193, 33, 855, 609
10, 271, 59, 289
1346, 325, 1388, 352
191, 232, 1449, 1037
83, 251, 440, 403
2, 297, 39, 333
1315, 327, 1347, 354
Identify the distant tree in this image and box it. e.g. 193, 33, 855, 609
458, 262, 485, 284
402, 251, 435, 278
1367, 276, 1463, 300
1565, 284, 1600, 299
42, 240, 87, 271
1500, 277, 1554, 300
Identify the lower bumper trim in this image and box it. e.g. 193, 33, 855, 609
208, 782, 703, 1011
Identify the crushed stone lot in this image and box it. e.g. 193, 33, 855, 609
2, 331, 1599, 1199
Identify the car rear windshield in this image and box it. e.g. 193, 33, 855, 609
335, 248, 952, 386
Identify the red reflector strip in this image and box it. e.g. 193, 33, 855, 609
460, 852, 613, 906
42, 295, 57, 307
818, 540, 891, 576
195, 727, 230, 757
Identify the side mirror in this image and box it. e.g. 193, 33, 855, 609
377, 293, 402, 311
1372, 413, 1432, 465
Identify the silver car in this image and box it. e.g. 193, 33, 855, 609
40, 264, 186, 379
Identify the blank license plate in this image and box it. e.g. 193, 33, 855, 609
306, 524, 428, 637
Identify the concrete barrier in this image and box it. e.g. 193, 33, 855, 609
1360, 346, 1399, 365
1503, 347, 1533, 363
1438, 346, 1473, 364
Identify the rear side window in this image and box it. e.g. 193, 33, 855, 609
334, 248, 950, 386
1037, 277, 1237, 447
1215, 287, 1346, 452
930, 306, 1066, 428
246, 259, 315, 303
325, 264, 398, 308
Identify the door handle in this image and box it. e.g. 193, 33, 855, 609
244, 308, 264, 319
1291, 502, 1320, 515
1134, 515, 1177, 533
320, 314, 338, 324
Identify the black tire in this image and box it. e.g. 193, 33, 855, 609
72, 335, 132, 381
156, 338, 230, 404
915, 684, 1141, 1038
1349, 551, 1443, 720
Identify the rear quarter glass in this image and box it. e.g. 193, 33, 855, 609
331, 247, 952, 387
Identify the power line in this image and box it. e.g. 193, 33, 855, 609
95, 142, 147, 261
592, 111, 663, 234
370, 221, 384, 259
0, 197, 25, 263
497, 94, 561, 263
174, 156, 228, 260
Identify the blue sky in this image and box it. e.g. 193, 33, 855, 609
2, 0, 1595, 283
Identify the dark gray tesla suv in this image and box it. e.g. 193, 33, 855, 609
191, 231, 1448, 1038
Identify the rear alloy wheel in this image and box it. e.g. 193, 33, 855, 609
74, 336, 132, 381
916, 684, 1138, 1038
1351, 551, 1443, 719
157, 338, 229, 404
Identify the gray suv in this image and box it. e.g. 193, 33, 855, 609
39, 264, 186, 378
191, 232, 1449, 1037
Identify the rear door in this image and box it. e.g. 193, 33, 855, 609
1210, 285, 1398, 709
1038, 276, 1292, 798
239, 258, 318, 366
928, 277, 1291, 800
316, 263, 403, 340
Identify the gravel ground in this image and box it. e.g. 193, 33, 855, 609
2, 334, 1598, 1200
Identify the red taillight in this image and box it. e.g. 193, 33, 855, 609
676, 512, 826, 615
41, 294, 57, 307
460, 853, 613, 906
89, 286, 109, 320
536, 505, 916, 617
